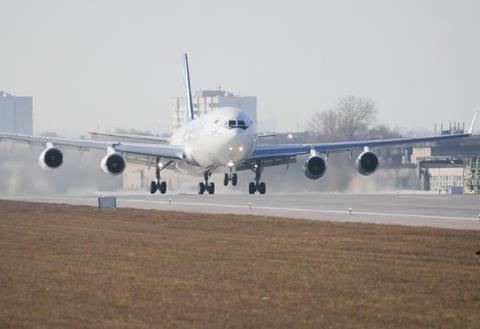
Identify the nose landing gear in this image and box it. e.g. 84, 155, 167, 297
199, 170, 215, 194
224, 168, 238, 186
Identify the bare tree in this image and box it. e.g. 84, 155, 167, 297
336, 96, 376, 140
307, 95, 378, 141
307, 110, 339, 141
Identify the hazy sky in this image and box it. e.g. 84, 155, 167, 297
1, 0, 479, 136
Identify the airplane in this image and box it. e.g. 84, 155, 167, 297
0, 54, 477, 195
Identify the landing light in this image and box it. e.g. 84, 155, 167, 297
229, 146, 233, 151
239, 146, 244, 152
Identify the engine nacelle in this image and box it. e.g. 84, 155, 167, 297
38, 147, 63, 170
101, 153, 126, 175
303, 155, 327, 180
355, 151, 379, 176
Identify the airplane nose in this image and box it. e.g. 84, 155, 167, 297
228, 144, 245, 152
226, 130, 253, 161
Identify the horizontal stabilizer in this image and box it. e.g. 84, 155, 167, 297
257, 133, 276, 138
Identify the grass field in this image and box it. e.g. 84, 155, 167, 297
1, 200, 479, 329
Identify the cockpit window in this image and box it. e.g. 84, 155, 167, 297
226, 120, 248, 129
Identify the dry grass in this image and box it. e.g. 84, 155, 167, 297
0, 200, 479, 329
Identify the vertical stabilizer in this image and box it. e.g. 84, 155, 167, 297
183, 53, 194, 122
468, 111, 478, 134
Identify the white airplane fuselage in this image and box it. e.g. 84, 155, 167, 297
169, 107, 257, 170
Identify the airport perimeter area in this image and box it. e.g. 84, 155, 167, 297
1, 199, 480, 328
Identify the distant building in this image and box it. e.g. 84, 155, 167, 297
413, 135, 480, 193
171, 89, 257, 129
0, 91, 33, 134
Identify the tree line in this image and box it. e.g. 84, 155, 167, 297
307, 95, 400, 142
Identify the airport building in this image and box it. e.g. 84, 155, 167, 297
0, 91, 33, 134
171, 89, 257, 129
413, 135, 480, 194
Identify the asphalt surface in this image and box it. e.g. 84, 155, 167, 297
6, 192, 480, 230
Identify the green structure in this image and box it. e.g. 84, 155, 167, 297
464, 158, 480, 194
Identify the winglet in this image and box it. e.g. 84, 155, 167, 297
183, 53, 194, 122
468, 111, 478, 134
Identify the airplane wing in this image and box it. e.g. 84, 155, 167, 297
248, 131, 472, 160
88, 131, 170, 143
247, 112, 477, 162
0, 133, 185, 160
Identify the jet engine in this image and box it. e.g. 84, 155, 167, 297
303, 155, 327, 180
101, 153, 126, 175
355, 151, 379, 176
38, 147, 63, 170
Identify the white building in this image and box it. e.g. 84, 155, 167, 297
0, 91, 33, 134
171, 89, 257, 129
428, 167, 464, 192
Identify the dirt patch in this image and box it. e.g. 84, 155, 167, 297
1, 200, 479, 328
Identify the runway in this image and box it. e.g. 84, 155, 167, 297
7, 192, 480, 230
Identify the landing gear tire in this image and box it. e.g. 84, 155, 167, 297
224, 172, 238, 187
248, 182, 256, 194
207, 182, 215, 195
258, 182, 266, 194
198, 182, 206, 195
150, 181, 158, 194
248, 182, 266, 194
159, 181, 167, 194
199, 171, 215, 195
151, 181, 167, 194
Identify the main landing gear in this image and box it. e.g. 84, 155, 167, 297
249, 161, 266, 194
198, 170, 215, 195
150, 158, 168, 194
223, 168, 238, 186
